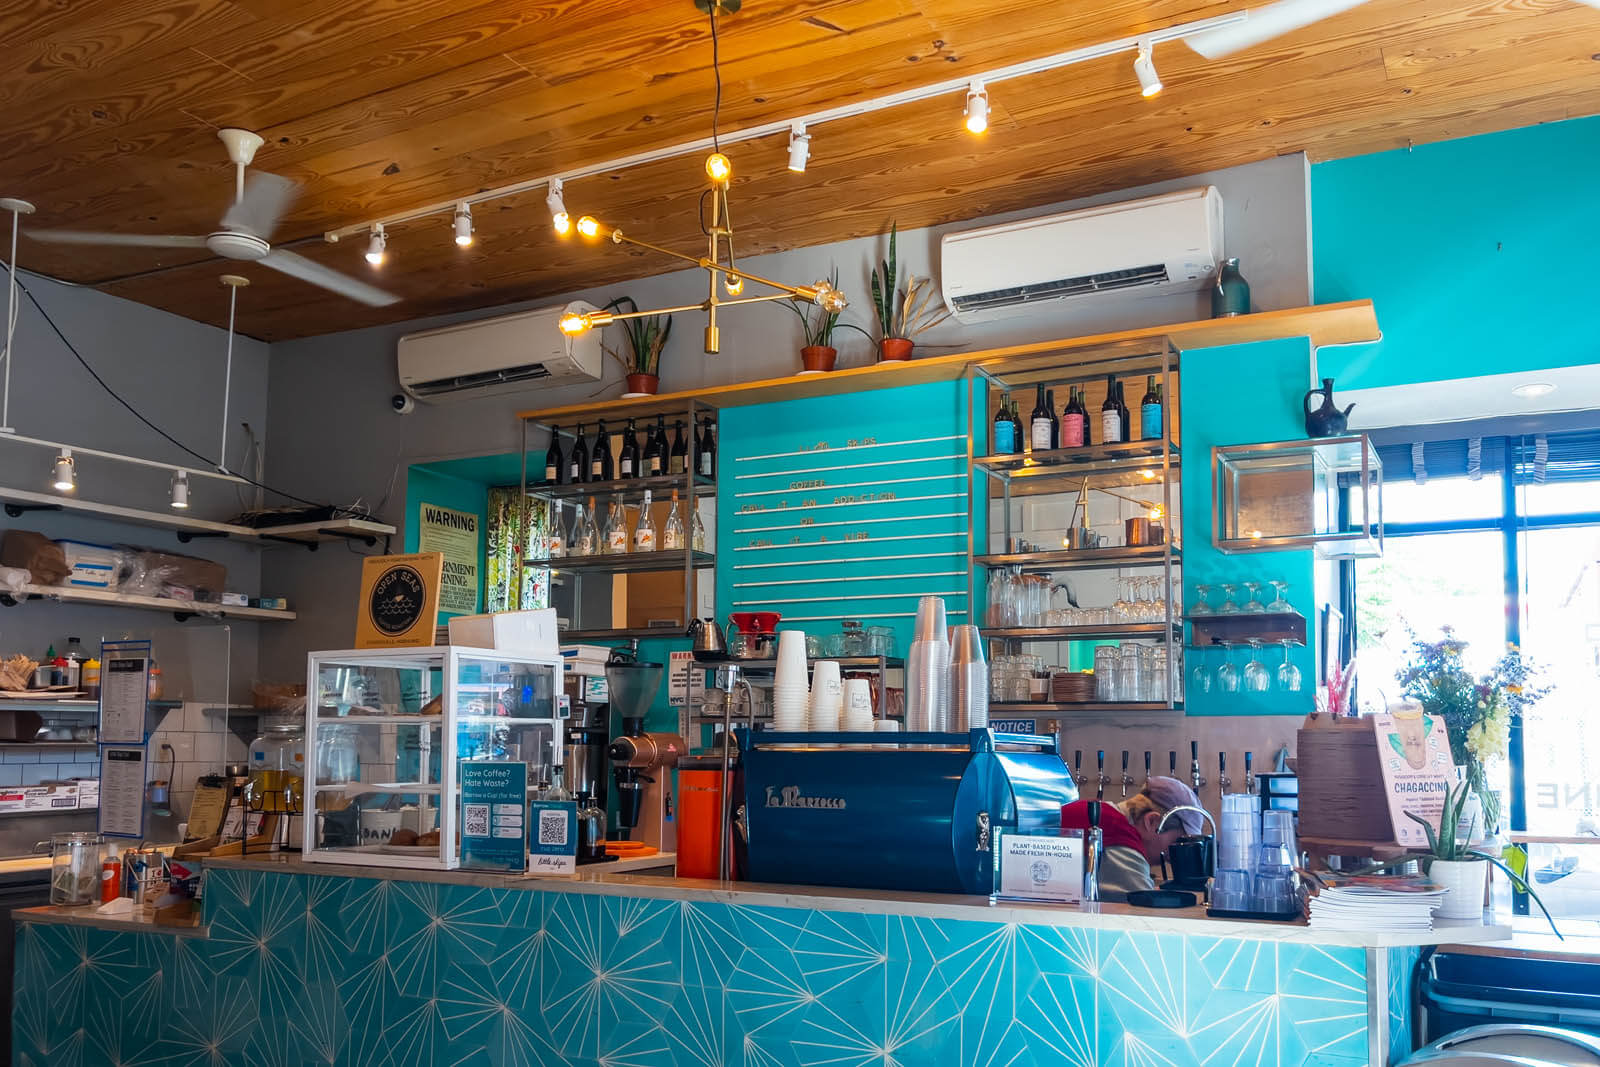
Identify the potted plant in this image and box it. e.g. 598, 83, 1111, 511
1400, 781, 1560, 935
869, 222, 951, 361
603, 296, 672, 396
786, 267, 869, 374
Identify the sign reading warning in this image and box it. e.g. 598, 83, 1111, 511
418, 503, 480, 616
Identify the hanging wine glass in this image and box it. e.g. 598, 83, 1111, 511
1218, 583, 1241, 614
1267, 579, 1292, 613
1189, 643, 1213, 694
1217, 642, 1242, 693
1242, 581, 1266, 614
1243, 639, 1270, 692
1276, 639, 1303, 692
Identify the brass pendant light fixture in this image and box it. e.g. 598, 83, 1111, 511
557, 0, 847, 354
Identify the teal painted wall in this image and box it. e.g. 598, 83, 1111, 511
1312, 115, 1600, 390
1180, 337, 1317, 716
403, 463, 488, 622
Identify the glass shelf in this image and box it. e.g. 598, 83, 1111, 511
1212, 434, 1382, 558
975, 545, 1180, 572
988, 701, 1183, 715
981, 622, 1180, 641
529, 472, 715, 504
544, 550, 714, 575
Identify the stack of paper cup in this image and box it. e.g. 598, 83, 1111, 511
808, 660, 843, 732
906, 596, 951, 732
873, 719, 902, 749
949, 624, 989, 732
772, 630, 809, 731
842, 678, 874, 733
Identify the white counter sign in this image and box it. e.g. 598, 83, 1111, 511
996, 831, 1084, 904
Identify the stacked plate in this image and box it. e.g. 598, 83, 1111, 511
1053, 671, 1097, 703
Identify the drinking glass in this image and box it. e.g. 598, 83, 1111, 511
1266, 580, 1292, 613
1191, 584, 1213, 616
1242, 580, 1265, 613
1189, 644, 1213, 694
1276, 640, 1303, 692
1211, 868, 1254, 912
1218, 583, 1241, 614
1217, 643, 1241, 693
1243, 639, 1270, 692
1112, 578, 1132, 622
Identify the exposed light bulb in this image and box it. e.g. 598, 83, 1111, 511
705, 152, 732, 183
558, 313, 590, 335
1140, 468, 1157, 480
364, 224, 387, 266
786, 123, 811, 173
576, 216, 600, 238
51, 449, 76, 492
821, 289, 848, 313
170, 470, 190, 510
724, 274, 744, 296
964, 80, 989, 134
1148, 504, 1164, 521
1134, 40, 1163, 97
452, 203, 473, 247
547, 180, 570, 236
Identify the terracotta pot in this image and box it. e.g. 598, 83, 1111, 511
624, 373, 660, 397
799, 345, 837, 373
879, 338, 914, 362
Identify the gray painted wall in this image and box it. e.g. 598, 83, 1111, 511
0, 270, 271, 699
257, 153, 1310, 679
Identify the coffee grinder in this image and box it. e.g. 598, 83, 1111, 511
605, 656, 685, 852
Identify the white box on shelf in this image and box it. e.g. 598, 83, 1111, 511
447, 609, 559, 657
55, 539, 119, 588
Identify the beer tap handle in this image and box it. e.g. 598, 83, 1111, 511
1218, 751, 1231, 793
1121, 750, 1133, 799
1189, 740, 1206, 793
1169, 750, 1178, 775
1245, 751, 1255, 796
1096, 750, 1106, 799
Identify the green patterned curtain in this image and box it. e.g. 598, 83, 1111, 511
485, 487, 549, 613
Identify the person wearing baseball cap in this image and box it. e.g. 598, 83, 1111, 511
1060, 776, 1204, 899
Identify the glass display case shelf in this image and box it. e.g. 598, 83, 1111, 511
562, 626, 685, 641
318, 782, 441, 795
1212, 434, 1382, 558
530, 471, 715, 504
975, 545, 1180, 572
547, 549, 714, 575
981, 622, 1180, 641
974, 441, 1180, 482
313, 713, 443, 725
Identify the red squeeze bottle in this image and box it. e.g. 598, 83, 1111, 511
101, 845, 121, 904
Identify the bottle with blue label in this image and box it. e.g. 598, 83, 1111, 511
1140, 375, 1164, 440
993, 391, 1017, 454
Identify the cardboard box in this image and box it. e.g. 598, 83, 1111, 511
56, 539, 118, 588
447, 609, 559, 657
221, 592, 249, 607
0, 784, 81, 813
72, 778, 99, 809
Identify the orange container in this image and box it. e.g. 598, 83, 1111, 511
677, 758, 728, 880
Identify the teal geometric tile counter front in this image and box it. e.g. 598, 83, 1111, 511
14, 863, 1430, 1066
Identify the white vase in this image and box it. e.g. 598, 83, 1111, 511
1431, 859, 1487, 919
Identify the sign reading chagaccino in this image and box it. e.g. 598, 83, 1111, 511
1372, 702, 1456, 847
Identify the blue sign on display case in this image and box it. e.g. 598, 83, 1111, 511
529, 801, 578, 874
459, 761, 527, 872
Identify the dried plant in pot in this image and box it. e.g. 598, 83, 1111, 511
603, 296, 673, 396
786, 268, 869, 375
869, 222, 951, 361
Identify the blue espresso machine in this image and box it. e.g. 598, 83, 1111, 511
737, 728, 1078, 895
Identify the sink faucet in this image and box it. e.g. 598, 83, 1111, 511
1096, 750, 1108, 800
1190, 740, 1206, 796
1120, 751, 1135, 799
1217, 751, 1232, 795
1244, 751, 1256, 796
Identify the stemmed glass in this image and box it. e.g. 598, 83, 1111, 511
1276, 639, 1303, 691
1189, 643, 1213, 694
1218, 583, 1241, 615
1112, 577, 1133, 622
1267, 580, 1292, 613
1192, 584, 1212, 615
1217, 642, 1242, 693
1242, 581, 1266, 613
1243, 639, 1271, 692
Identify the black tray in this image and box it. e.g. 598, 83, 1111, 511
1206, 906, 1302, 922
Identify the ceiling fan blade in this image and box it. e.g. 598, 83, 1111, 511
1183, 0, 1372, 58
26, 229, 209, 248
259, 248, 401, 307
220, 171, 299, 239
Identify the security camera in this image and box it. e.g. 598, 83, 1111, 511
391, 393, 415, 415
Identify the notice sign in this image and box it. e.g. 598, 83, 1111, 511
529, 800, 578, 876
418, 503, 480, 616
668, 651, 706, 708
460, 760, 527, 873
1372, 704, 1455, 848
996, 831, 1084, 903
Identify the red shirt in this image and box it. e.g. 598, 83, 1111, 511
1061, 799, 1147, 854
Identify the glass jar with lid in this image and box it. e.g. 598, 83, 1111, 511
248, 717, 305, 813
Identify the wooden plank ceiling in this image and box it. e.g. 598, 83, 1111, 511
1, 0, 1596, 341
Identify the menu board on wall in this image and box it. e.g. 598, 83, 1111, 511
718, 380, 970, 652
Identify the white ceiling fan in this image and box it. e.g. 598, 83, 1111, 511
29, 128, 399, 307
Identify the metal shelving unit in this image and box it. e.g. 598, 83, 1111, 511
698, 655, 903, 719
521, 399, 717, 643
966, 337, 1183, 714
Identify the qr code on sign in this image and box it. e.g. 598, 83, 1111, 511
538, 809, 568, 847
463, 804, 489, 837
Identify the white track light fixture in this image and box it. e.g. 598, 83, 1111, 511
787, 123, 811, 172
452, 203, 473, 247
51, 449, 76, 492
170, 470, 190, 509
1134, 39, 1163, 97
964, 80, 990, 134
547, 180, 570, 236
365, 224, 387, 266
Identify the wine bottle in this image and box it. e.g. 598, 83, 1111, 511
1046, 388, 1060, 449
591, 420, 614, 481
575, 498, 598, 556
547, 500, 566, 558
1061, 388, 1085, 448
644, 415, 665, 476
1080, 388, 1093, 446
993, 391, 1017, 454
619, 418, 640, 478
669, 420, 688, 475
1009, 397, 1024, 448
1029, 384, 1051, 451
544, 425, 564, 485
634, 489, 657, 551
1116, 381, 1132, 443
569, 423, 588, 484
603, 495, 628, 554
1141, 375, 1163, 441
698, 417, 717, 478
1100, 375, 1122, 444
690, 505, 707, 552
662, 489, 685, 549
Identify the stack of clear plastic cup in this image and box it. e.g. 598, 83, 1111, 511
1212, 792, 1261, 912
1251, 809, 1299, 914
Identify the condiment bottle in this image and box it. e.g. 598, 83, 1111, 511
101, 843, 121, 904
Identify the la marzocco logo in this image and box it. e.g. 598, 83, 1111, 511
764, 786, 846, 810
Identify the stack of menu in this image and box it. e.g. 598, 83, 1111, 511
1307, 874, 1448, 931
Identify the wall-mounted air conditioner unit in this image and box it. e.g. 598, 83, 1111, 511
397, 301, 602, 402
940, 186, 1224, 324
